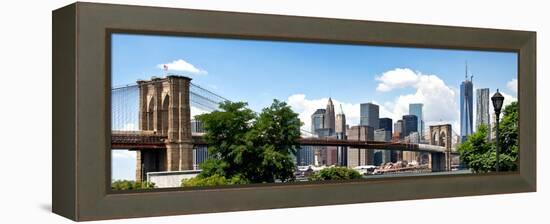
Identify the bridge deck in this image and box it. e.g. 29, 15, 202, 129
111, 132, 449, 153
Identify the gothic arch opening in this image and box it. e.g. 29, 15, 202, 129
420, 153, 430, 164
440, 131, 447, 147
161, 94, 170, 135
433, 131, 440, 146
147, 97, 156, 131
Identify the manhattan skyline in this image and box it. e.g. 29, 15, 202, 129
113, 33, 517, 133
111, 33, 518, 180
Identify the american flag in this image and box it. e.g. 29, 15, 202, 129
163, 64, 168, 71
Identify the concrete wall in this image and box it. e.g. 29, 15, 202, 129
147, 170, 201, 188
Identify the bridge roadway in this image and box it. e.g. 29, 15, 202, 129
111, 131, 450, 154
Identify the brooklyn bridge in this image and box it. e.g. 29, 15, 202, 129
111, 75, 455, 182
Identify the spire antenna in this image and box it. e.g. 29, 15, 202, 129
465, 61, 468, 80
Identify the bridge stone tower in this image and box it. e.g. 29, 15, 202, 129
136, 75, 193, 181
429, 124, 452, 172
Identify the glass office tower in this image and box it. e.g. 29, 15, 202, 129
460, 76, 474, 142
409, 103, 424, 139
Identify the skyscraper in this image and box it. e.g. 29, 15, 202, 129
377, 118, 393, 164
311, 108, 326, 133
297, 145, 315, 166
409, 103, 424, 139
402, 131, 420, 163
402, 115, 418, 138
335, 104, 346, 135
308, 108, 327, 166
309, 98, 338, 166
360, 103, 379, 129
460, 65, 474, 142
347, 125, 374, 167
321, 98, 337, 165
374, 128, 391, 165
392, 119, 404, 162
335, 104, 347, 166
379, 118, 393, 133
476, 88, 491, 132
324, 98, 336, 134
393, 119, 403, 140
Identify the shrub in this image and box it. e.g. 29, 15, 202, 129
308, 167, 362, 181
111, 180, 156, 190
181, 174, 248, 187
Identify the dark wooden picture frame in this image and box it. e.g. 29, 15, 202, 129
52, 2, 536, 221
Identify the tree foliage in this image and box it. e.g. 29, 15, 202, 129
246, 99, 301, 183
111, 180, 156, 190
181, 174, 248, 187
499, 101, 519, 168
185, 100, 301, 187
457, 124, 496, 172
458, 102, 518, 172
308, 167, 362, 181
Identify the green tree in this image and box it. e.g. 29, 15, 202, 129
457, 124, 495, 173
308, 167, 362, 181
185, 100, 301, 187
194, 101, 256, 181
246, 99, 301, 183
496, 101, 519, 171
458, 102, 518, 172
111, 180, 156, 190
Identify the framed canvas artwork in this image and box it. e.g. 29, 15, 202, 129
52, 2, 536, 221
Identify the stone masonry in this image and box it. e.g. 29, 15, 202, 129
135, 75, 193, 182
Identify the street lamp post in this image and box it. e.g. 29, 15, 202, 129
491, 89, 504, 172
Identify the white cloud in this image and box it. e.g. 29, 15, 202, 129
157, 59, 207, 75
507, 78, 517, 93
375, 68, 459, 133
375, 68, 420, 92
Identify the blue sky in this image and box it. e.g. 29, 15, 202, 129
112, 33, 517, 108
111, 33, 517, 180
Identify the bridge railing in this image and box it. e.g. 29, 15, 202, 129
111, 131, 167, 149
111, 130, 163, 136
